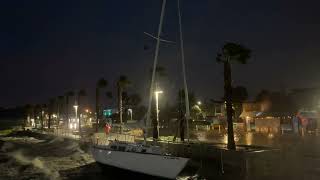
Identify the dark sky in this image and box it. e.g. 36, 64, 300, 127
1, 0, 320, 108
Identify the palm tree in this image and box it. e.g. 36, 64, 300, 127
57, 96, 64, 126
48, 98, 55, 129
24, 104, 33, 128
216, 42, 251, 150
117, 75, 130, 133
65, 91, 75, 129
41, 104, 47, 129
77, 89, 87, 137
34, 104, 41, 129
96, 78, 108, 132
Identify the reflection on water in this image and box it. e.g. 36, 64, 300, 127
223, 134, 240, 144
267, 133, 274, 139
246, 132, 253, 145
215, 131, 281, 147
223, 134, 228, 144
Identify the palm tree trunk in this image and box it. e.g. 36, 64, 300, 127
66, 97, 69, 130
33, 109, 37, 128
57, 102, 60, 127
40, 109, 44, 130
224, 61, 236, 150
78, 96, 82, 138
118, 85, 123, 133
95, 88, 99, 132
48, 113, 51, 129
48, 104, 51, 130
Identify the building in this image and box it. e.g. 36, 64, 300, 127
240, 100, 293, 133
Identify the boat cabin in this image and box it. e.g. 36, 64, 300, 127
108, 141, 162, 155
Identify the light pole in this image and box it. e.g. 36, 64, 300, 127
197, 101, 202, 120
128, 109, 133, 121
155, 90, 163, 138
73, 105, 78, 130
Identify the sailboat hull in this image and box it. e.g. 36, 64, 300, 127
92, 146, 189, 179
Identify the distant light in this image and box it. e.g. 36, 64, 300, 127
154, 90, 163, 94
197, 101, 202, 105
268, 133, 274, 139
85, 109, 89, 113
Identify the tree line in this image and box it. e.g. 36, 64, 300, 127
23, 75, 147, 136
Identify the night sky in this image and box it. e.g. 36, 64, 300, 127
1, 0, 320, 108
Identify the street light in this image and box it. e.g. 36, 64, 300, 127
155, 90, 163, 138
128, 109, 133, 121
73, 105, 78, 130
197, 101, 202, 105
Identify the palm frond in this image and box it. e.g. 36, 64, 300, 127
97, 78, 108, 88
118, 75, 131, 87
78, 89, 87, 96
221, 42, 251, 64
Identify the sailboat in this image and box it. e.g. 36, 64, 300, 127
91, 0, 191, 179
92, 140, 189, 179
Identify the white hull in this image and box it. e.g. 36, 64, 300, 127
92, 146, 189, 179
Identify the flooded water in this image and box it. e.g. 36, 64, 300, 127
1, 127, 320, 180
0, 131, 194, 180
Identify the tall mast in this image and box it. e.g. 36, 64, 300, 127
177, 0, 190, 141
146, 0, 167, 135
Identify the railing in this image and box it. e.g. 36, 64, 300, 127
94, 132, 136, 145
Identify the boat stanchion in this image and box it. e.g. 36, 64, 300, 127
96, 136, 99, 145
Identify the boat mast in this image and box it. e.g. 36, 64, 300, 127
177, 0, 190, 141
146, 0, 167, 138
